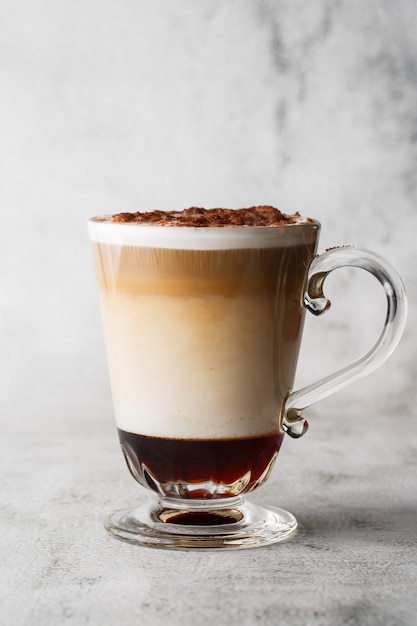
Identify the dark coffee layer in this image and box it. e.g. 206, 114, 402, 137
118, 430, 283, 499
108, 206, 311, 227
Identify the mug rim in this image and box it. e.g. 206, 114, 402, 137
88, 216, 320, 250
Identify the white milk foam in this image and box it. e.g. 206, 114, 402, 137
90, 218, 319, 439
88, 217, 313, 250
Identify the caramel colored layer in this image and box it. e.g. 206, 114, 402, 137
92, 243, 316, 297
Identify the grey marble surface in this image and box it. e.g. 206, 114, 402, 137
1, 1, 417, 624
1, 393, 417, 626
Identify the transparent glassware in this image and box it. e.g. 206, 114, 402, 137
88, 218, 407, 550
283, 247, 408, 437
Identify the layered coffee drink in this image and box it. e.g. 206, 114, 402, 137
89, 207, 319, 499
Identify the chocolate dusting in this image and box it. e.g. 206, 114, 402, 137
109, 206, 310, 227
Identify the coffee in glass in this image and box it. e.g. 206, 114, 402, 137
88, 206, 406, 549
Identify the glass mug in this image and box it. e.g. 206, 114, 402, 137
88, 214, 407, 550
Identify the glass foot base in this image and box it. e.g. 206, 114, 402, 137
104, 496, 297, 550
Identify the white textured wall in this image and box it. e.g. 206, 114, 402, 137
1, 1, 415, 421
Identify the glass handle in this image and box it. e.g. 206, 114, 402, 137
282, 246, 407, 438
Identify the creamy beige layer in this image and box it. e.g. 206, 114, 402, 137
99, 289, 298, 438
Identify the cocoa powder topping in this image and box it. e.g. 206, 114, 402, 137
108, 206, 310, 227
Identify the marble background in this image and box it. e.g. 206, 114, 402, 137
0, 2, 416, 624
1, 0, 415, 417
